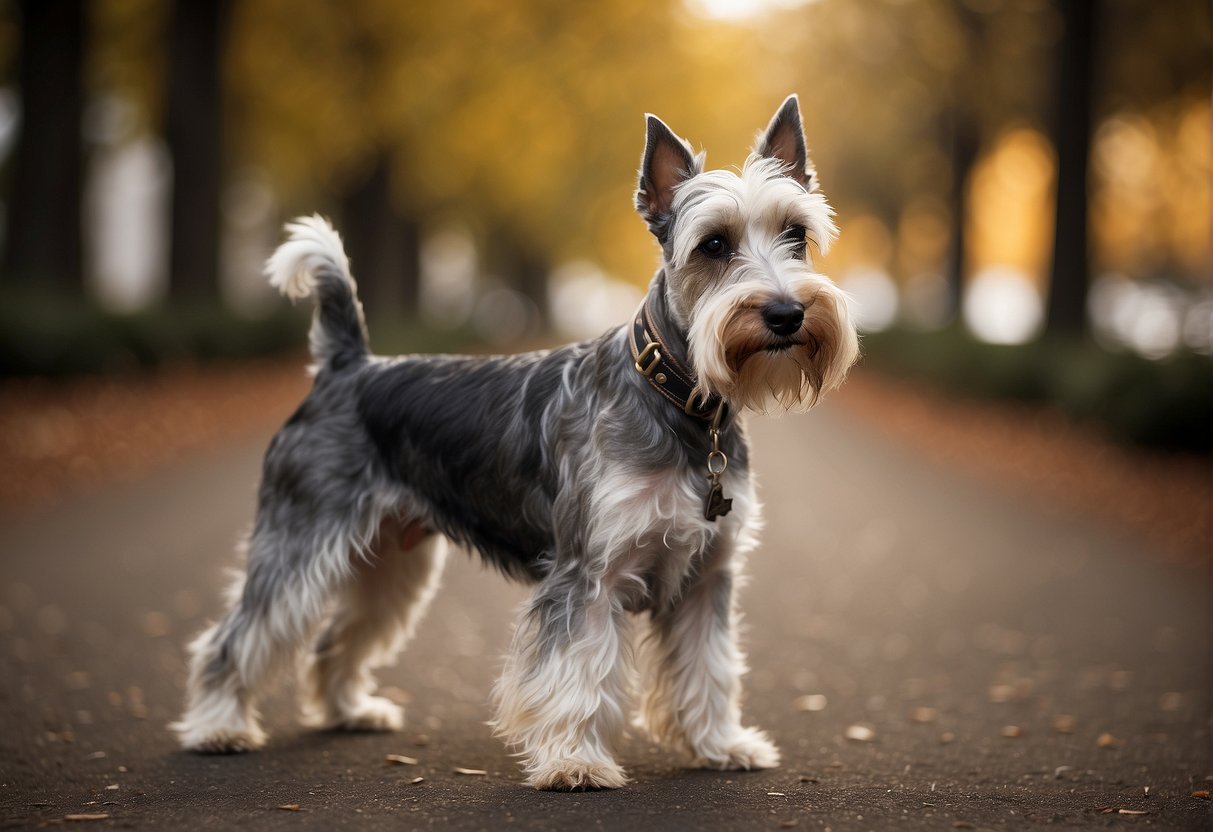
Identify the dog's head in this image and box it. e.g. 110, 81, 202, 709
635, 95, 859, 413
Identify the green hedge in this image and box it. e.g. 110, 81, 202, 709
0, 292, 481, 378
860, 327, 1211, 453
0, 294, 312, 377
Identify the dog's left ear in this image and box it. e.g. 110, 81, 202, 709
755, 94, 816, 191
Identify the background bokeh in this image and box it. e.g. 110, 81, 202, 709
0, 6, 1210, 824
0, 0, 1209, 453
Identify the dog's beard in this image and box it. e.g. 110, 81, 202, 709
688, 273, 859, 414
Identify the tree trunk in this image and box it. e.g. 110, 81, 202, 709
481, 227, 549, 336
944, 109, 979, 323
340, 153, 422, 319
2, 0, 84, 290
509, 247, 548, 330
942, 4, 987, 327
166, 0, 230, 304
1045, 0, 1095, 335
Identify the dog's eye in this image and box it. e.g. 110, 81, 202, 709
784, 225, 807, 258
698, 235, 730, 259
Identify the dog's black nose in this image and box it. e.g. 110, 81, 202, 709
762, 302, 804, 336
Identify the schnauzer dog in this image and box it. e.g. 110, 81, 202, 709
174, 94, 859, 790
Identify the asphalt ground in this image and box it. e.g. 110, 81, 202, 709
1, 401, 1210, 830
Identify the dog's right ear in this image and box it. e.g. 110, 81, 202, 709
636, 115, 701, 238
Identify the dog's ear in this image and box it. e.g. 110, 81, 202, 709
636, 115, 701, 236
755, 94, 816, 191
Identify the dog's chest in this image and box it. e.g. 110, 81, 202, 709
588, 460, 752, 610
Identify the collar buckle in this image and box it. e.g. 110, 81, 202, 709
634, 340, 662, 377
629, 296, 727, 426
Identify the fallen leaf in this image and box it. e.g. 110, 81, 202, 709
987, 684, 1015, 703
844, 724, 875, 742
277, 804, 302, 811
1096, 732, 1122, 748
1118, 809, 1148, 815
409, 777, 425, 785
793, 694, 828, 712
1000, 725, 1023, 738
65, 815, 110, 822
767, 792, 786, 796
385, 754, 418, 766
141, 611, 171, 637
1052, 714, 1076, 734
1192, 790, 1210, 799
453, 767, 487, 776
1159, 692, 1183, 712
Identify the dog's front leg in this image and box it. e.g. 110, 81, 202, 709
639, 552, 780, 771
491, 570, 632, 790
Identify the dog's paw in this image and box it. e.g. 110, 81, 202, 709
331, 696, 404, 732
693, 727, 781, 771
178, 726, 267, 754
527, 758, 628, 791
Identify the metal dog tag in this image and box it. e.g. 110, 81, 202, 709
704, 417, 731, 522
704, 481, 732, 521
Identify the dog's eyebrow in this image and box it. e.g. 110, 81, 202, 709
672, 196, 743, 264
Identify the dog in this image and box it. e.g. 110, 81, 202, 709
173, 94, 859, 791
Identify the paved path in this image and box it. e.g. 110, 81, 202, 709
1, 402, 1209, 830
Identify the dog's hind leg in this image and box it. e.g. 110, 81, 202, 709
173, 461, 379, 754
302, 518, 446, 731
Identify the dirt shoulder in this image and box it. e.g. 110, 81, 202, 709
0, 358, 311, 513
833, 372, 1210, 565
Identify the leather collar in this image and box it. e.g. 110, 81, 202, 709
628, 293, 726, 423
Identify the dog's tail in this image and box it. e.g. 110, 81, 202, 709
264, 215, 369, 371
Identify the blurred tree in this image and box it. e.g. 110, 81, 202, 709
340, 152, 421, 316
220, 0, 753, 313
227, 1, 422, 315
1089, 0, 1211, 285
2, 0, 84, 291
368, 0, 700, 308
940, 3, 985, 323
918, 0, 1055, 314
165, 0, 231, 304
1096, 0, 1211, 115
1044, 0, 1095, 335
762, 0, 1054, 303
